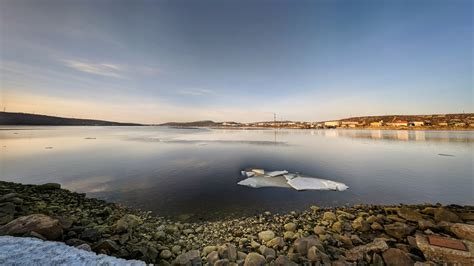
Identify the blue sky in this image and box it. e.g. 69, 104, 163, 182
0, 0, 472, 123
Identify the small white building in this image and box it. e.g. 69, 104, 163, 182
409, 121, 424, 126
370, 120, 383, 127
324, 121, 341, 127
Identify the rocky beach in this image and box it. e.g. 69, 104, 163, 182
0, 181, 473, 265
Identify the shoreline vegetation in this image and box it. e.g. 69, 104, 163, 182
2, 111, 473, 131
0, 181, 473, 265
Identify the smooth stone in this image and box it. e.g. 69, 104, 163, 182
384, 222, 415, 240
397, 207, 423, 222
0, 214, 62, 240
345, 238, 389, 261
382, 248, 414, 266
244, 252, 266, 266
160, 250, 173, 259
258, 230, 275, 242
322, 212, 337, 222
450, 223, 474, 241
434, 208, 462, 223
283, 223, 296, 232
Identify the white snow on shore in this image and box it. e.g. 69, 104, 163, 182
0, 236, 145, 266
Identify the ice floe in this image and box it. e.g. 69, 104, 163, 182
238, 169, 348, 191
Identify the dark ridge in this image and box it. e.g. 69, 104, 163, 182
0, 112, 143, 126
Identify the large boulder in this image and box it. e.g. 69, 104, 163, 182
434, 208, 461, 223
450, 223, 474, 242
352, 217, 370, 232
322, 212, 337, 222
345, 238, 389, 261
416, 234, 474, 265
384, 222, 415, 240
0, 214, 62, 240
397, 207, 423, 222
382, 248, 414, 266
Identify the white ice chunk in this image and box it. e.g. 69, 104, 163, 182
283, 174, 297, 181
266, 170, 289, 177
238, 176, 292, 188
287, 176, 349, 191
251, 169, 265, 175
246, 172, 255, 177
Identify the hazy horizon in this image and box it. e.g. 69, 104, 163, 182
1, 0, 472, 123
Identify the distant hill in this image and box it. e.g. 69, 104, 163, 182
337, 113, 473, 123
0, 112, 143, 126
159, 120, 220, 127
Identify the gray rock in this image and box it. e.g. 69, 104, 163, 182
160, 250, 173, 259
372, 253, 384, 266
266, 237, 284, 249
76, 243, 92, 252
322, 212, 337, 222
206, 251, 219, 265
384, 222, 415, 240
218, 243, 237, 262
397, 207, 423, 222
244, 252, 265, 266
171, 245, 181, 255
214, 259, 230, 266
258, 246, 276, 258
93, 239, 119, 253
202, 245, 218, 256
115, 214, 142, 234
307, 246, 330, 263
345, 238, 389, 262
382, 248, 414, 266
272, 255, 297, 266
434, 208, 461, 223
173, 250, 201, 265
293, 236, 323, 256
313, 225, 326, 235
450, 223, 474, 241
283, 223, 296, 232
352, 217, 370, 232
258, 230, 275, 242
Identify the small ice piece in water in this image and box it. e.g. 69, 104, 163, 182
238, 176, 292, 188
266, 170, 289, 177
251, 169, 265, 175
287, 176, 349, 191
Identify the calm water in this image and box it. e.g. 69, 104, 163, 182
1, 126, 473, 220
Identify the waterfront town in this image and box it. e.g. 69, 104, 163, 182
214, 113, 474, 130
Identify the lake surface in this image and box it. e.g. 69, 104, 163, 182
1, 126, 473, 220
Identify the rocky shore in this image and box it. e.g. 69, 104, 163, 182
0, 181, 473, 265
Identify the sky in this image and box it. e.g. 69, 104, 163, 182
0, 0, 472, 123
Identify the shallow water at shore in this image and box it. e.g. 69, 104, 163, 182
1, 126, 472, 220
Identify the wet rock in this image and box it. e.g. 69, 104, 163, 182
160, 250, 173, 259
0, 214, 62, 240
244, 252, 266, 266
76, 243, 92, 252
382, 248, 414, 266
258, 230, 275, 242
352, 217, 370, 232
283, 223, 296, 232
345, 238, 389, 261
206, 250, 219, 265
397, 207, 423, 222
80, 228, 100, 242
434, 208, 461, 223
173, 250, 201, 265
93, 239, 119, 253
384, 222, 415, 240
416, 234, 474, 265
272, 255, 297, 266
450, 223, 474, 241
323, 212, 337, 222
115, 214, 142, 233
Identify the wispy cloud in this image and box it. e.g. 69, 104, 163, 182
177, 88, 214, 96
63, 60, 124, 78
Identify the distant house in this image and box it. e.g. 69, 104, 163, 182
341, 121, 359, 126
324, 121, 341, 128
387, 120, 408, 127
408, 121, 424, 126
438, 122, 448, 126
454, 122, 466, 127
370, 120, 383, 127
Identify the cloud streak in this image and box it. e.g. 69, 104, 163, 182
63, 60, 124, 78
177, 89, 214, 96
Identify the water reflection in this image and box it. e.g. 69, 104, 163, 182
0, 126, 472, 220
